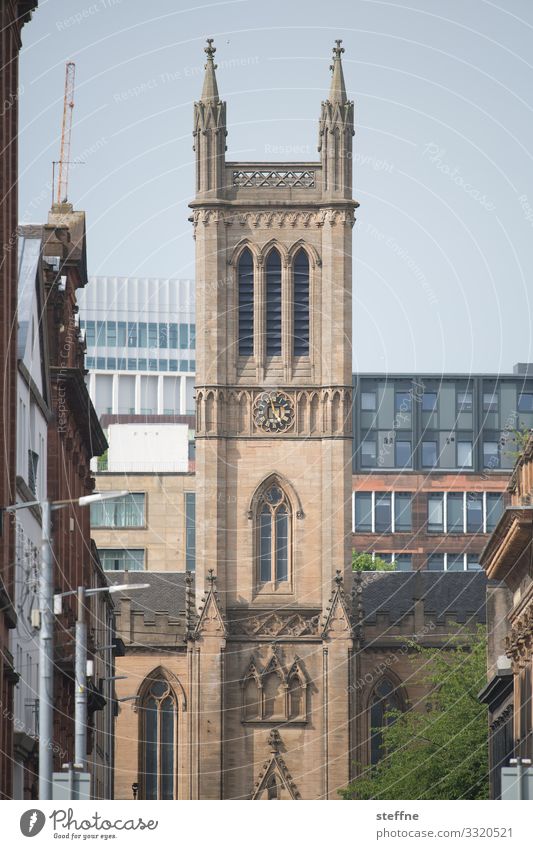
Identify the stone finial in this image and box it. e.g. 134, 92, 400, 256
205, 37, 217, 60
200, 38, 220, 102
328, 38, 348, 104
333, 39, 345, 59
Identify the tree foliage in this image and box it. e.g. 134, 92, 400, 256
341, 626, 489, 800
352, 551, 396, 572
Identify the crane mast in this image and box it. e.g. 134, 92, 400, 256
56, 61, 76, 205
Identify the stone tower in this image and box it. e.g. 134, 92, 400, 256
189, 39, 358, 799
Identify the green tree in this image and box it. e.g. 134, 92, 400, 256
503, 424, 532, 464
352, 551, 396, 571
341, 626, 489, 800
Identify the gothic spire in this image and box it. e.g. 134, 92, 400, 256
328, 39, 347, 104
201, 37, 220, 103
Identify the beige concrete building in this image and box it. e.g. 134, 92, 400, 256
91, 472, 195, 573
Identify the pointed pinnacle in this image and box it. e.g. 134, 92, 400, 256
328, 38, 347, 104
201, 37, 220, 103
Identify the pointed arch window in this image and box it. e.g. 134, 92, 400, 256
140, 677, 178, 799
238, 248, 254, 356
266, 250, 282, 356
370, 677, 404, 765
258, 483, 291, 583
293, 249, 309, 356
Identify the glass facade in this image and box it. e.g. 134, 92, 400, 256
354, 373, 533, 472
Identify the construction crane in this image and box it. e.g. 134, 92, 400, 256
56, 61, 76, 205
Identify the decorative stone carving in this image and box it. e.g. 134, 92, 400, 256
231, 610, 320, 637
191, 208, 355, 233
233, 169, 315, 188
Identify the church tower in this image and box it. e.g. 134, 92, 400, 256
189, 39, 358, 799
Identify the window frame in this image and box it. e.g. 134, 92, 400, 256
255, 481, 293, 592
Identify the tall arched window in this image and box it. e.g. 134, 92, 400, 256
258, 483, 291, 583
266, 250, 282, 356
293, 249, 309, 356
370, 677, 404, 765
238, 248, 254, 356
140, 676, 178, 799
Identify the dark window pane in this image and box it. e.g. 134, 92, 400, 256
427, 494, 444, 532
483, 441, 500, 469
179, 324, 188, 349
394, 493, 412, 532
466, 493, 483, 533
467, 554, 482, 571
117, 321, 127, 347
483, 392, 498, 412
355, 493, 372, 532
395, 391, 411, 413
143, 697, 157, 800
185, 492, 195, 571
375, 494, 392, 533
138, 323, 147, 347
159, 324, 168, 348
422, 392, 437, 412
127, 358, 137, 370
394, 554, 412, 571
160, 697, 174, 800
96, 357, 105, 369
518, 393, 533, 413
395, 440, 411, 468
447, 554, 465, 571
457, 441, 473, 468
127, 322, 137, 347
148, 323, 157, 347
427, 554, 444, 571
422, 440, 437, 468
275, 509, 288, 581
361, 438, 377, 467
259, 508, 272, 582
266, 250, 282, 356
85, 321, 95, 346
486, 494, 503, 532
447, 493, 464, 533
293, 249, 309, 356
106, 321, 116, 346
168, 323, 178, 348
361, 391, 376, 411
96, 320, 106, 346
457, 391, 473, 412
238, 249, 254, 356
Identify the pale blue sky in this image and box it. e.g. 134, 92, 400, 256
18, 0, 533, 373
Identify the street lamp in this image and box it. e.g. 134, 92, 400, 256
3, 490, 128, 800
55, 582, 149, 776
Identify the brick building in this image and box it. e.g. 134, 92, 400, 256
480, 432, 533, 798
40, 204, 112, 796
351, 370, 533, 571
0, 0, 37, 799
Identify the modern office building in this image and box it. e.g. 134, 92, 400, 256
77, 277, 196, 418
352, 368, 533, 571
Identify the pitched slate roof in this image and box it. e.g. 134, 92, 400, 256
359, 571, 487, 625
107, 571, 188, 621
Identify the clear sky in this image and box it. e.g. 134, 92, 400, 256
18, 0, 533, 373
